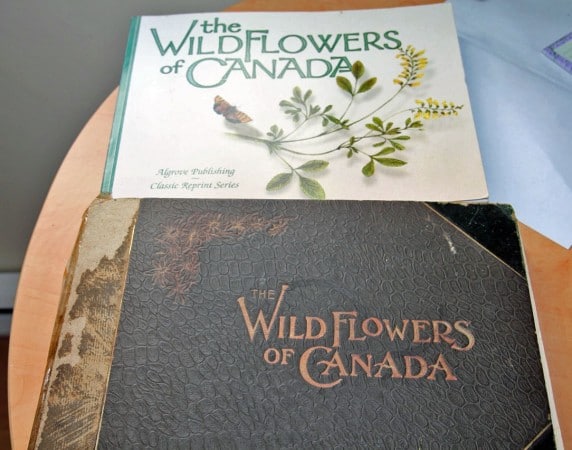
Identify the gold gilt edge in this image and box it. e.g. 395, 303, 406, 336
28, 197, 140, 449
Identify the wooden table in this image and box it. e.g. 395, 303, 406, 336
8, 0, 572, 449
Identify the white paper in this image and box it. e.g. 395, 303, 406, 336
104, 5, 488, 202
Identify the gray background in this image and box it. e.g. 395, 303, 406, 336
0, 0, 236, 272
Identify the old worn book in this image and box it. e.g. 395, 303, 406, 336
102, 4, 488, 201
29, 198, 557, 448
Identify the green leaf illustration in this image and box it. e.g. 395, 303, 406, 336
373, 157, 407, 167
299, 176, 325, 199
389, 140, 405, 150
372, 117, 383, 127
297, 160, 329, 172
373, 147, 395, 156
267, 124, 284, 140
293, 86, 303, 102
336, 76, 353, 95
266, 172, 293, 191
279, 100, 296, 108
357, 77, 377, 94
326, 115, 342, 125
352, 61, 365, 79
362, 160, 375, 177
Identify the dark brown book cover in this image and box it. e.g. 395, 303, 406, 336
29, 198, 556, 448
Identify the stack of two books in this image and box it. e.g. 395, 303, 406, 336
30, 4, 558, 449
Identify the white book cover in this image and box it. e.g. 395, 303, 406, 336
102, 4, 488, 201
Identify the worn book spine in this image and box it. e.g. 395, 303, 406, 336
28, 199, 140, 449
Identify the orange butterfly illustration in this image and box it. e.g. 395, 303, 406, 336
213, 95, 252, 124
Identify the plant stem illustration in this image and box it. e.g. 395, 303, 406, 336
216, 45, 464, 199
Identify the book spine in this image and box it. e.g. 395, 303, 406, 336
101, 16, 142, 195
28, 198, 140, 449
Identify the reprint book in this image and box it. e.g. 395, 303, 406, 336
102, 4, 488, 201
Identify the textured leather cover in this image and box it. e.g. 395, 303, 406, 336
93, 199, 551, 448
